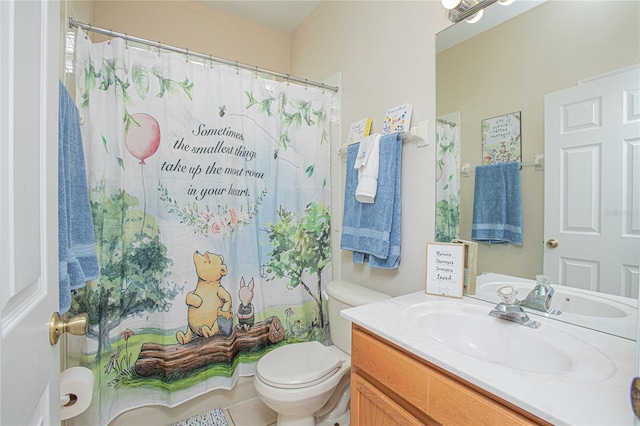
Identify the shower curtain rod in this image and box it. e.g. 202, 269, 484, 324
68, 19, 339, 93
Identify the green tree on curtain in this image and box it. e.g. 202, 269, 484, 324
264, 202, 331, 330
70, 181, 181, 357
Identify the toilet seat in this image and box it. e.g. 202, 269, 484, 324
256, 341, 342, 389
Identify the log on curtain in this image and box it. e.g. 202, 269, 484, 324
68, 29, 333, 424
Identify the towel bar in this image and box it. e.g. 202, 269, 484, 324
337, 122, 428, 159
461, 154, 544, 176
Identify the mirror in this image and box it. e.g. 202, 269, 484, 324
436, 0, 639, 339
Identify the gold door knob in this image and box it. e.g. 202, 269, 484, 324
631, 377, 640, 418
546, 238, 559, 249
49, 312, 88, 345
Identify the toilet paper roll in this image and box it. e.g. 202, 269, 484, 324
60, 366, 95, 420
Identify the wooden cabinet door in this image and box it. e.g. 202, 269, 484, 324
351, 372, 425, 426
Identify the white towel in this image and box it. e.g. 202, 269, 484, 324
354, 134, 380, 203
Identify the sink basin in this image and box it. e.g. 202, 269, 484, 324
553, 292, 626, 318
478, 282, 628, 318
402, 301, 615, 382
420, 310, 570, 373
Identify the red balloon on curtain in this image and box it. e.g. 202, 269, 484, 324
125, 113, 161, 164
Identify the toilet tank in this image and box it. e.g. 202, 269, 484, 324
326, 281, 391, 355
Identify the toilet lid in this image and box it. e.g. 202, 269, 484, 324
256, 341, 342, 389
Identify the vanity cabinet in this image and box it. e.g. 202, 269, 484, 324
350, 325, 548, 425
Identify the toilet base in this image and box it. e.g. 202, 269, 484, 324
276, 408, 350, 426
277, 413, 315, 426
315, 376, 350, 425
316, 409, 350, 426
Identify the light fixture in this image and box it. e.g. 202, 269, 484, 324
464, 9, 484, 23
442, 0, 512, 23
441, 0, 469, 9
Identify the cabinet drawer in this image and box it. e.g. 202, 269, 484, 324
352, 326, 540, 426
352, 325, 431, 413
428, 368, 536, 425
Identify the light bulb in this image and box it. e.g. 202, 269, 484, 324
465, 8, 484, 23
498, 0, 516, 5
442, 0, 463, 10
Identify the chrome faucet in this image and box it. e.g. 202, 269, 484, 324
518, 275, 561, 315
488, 286, 541, 329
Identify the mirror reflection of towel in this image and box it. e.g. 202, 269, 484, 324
471, 162, 522, 245
340, 133, 402, 269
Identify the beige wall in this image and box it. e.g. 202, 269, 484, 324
437, 1, 640, 279
60, 1, 450, 424
293, 1, 450, 297
94, 1, 291, 73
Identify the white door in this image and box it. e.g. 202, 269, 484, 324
1, 1, 61, 424
544, 66, 640, 297
637, 249, 640, 425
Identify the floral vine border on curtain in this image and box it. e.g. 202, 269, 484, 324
435, 119, 460, 242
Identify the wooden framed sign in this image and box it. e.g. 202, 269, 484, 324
425, 242, 465, 298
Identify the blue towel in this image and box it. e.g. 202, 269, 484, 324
58, 81, 99, 314
471, 161, 522, 245
340, 133, 402, 269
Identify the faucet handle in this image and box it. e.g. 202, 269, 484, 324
535, 274, 551, 288
497, 285, 518, 305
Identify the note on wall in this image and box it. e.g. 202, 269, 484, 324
383, 103, 413, 135
425, 242, 465, 298
347, 117, 372, 145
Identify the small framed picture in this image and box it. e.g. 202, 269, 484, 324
481, 111, 522, 166
425, 242, 465, 298
451, 239, 478, 296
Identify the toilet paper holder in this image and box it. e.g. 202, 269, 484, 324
60, 366, 95, 420
49, 312, 88, 345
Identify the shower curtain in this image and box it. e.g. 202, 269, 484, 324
435, 121, 460, 242
68, 30, 333, 424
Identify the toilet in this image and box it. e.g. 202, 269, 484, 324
254, 280, 390, 426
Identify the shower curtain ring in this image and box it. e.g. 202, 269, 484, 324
107, 29, 112, 45
305, 78, 308, 90
235, 61, 239, 75
185, 48, 189, 63
157, 41, 161, 56
255, 65, 258, 78
286, 74, 290, 86
85, 24, 91, 39
210, 55, 214, 68
124, 33, 128, 49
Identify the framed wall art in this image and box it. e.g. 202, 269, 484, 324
481, 111, 521, 165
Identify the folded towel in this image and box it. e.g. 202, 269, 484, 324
341, 133, 402, 269
58, 81, 100, 314
354, 134, 380, 203
471, 161, 522, 245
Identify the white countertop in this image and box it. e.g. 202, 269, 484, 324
342, 292, 637, 425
